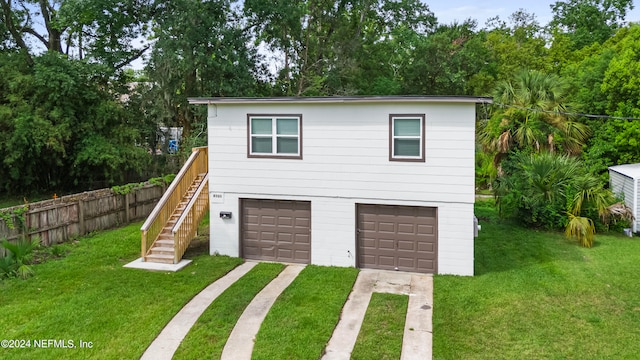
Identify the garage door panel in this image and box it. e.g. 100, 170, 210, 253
244, 246, 260, 256
378, 239, 395, 249
358, 204, 437, 274
278, 248, 292, 258
417, 242, 435, 252
397, 223, 415, 234
396, 233, 421, 241
362, 237, 376, 249
277, 216, 293, 227
417, 224, 435, 235
295, 235, 310, 245
397, 257, 416, 267
379, 256, 395, 266
277, 236, 293, 246
397, 240, 416, 251
417, 259, 435, 270
242, 199, 311, 264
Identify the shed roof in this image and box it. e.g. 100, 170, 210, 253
609, 163, 640, 179
188, 95, 493, 105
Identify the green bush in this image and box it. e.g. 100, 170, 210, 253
495, 152, 630, 247
0, 237, 39, 279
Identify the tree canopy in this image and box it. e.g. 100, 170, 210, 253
1, 0, 640, 202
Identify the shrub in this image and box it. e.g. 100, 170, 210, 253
0, 237, 39, 279
495, 152, 631, 247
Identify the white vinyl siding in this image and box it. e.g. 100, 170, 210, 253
212, 103, 474, 203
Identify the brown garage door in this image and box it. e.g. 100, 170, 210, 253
241, 199, 311, 264
357, 204, 437, 273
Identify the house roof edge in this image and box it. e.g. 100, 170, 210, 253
188, 95, 493, 105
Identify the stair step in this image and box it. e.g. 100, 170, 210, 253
156, 239, 174, 246
150, 246, 175, 255
145, 254, 174, 264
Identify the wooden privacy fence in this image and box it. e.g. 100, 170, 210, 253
0, 184, 165, 250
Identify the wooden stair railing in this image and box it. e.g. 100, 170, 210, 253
172, 175, 209, 263
141, 147, 208, 263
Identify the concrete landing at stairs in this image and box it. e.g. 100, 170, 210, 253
124, 257, 192, 272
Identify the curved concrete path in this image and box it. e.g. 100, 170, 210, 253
140, 262, 256, 360
322, 270, 433, 360
221, 264, 305, 360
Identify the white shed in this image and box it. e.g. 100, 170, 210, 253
609, 163, 640, 232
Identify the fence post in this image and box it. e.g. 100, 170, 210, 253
125, 193, 131, 224
78, 199, 85, 236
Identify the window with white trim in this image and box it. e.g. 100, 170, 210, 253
248, 115, 302, 159
390, 114, 425, 162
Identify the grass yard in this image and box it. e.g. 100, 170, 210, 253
351, 293, 408, 360
173, 262, 285, 359
0, 221, 242, 360
251, 265, 359, 360
434, 201, 640, 359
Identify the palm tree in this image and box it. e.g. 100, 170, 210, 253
478, 70, 591, 165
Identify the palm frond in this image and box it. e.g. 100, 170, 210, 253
565, 213, 596, 248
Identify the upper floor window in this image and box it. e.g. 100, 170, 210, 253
389, 114, 425, 162
248, 114, 302, 159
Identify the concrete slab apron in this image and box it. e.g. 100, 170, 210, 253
221, 264, 306, 360
140, 262, 257, 360
322, 270, 433, 360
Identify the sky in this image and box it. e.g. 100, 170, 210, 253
428, 0, 640, 28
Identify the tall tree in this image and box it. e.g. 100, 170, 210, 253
146, 0, 261, 137
0, 0, 152, 68
400, 20, 491, 95
244, 0, 437, 95
550, 0, 634, 49
0, 52, 150, 192
566, 24, 640, 180
483, 10, 551, 82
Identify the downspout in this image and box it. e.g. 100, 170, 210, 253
634, 175, 638, 233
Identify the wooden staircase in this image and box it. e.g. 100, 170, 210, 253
141, 147, 209, 264
145, 174, 206, 264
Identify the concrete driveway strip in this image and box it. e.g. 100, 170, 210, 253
401, 274, 433, 360
221, 264, 306, 360
321, 271, 377, 360
140, 261, 256, 360
322, 270, 433, 360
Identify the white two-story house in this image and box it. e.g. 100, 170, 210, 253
188, 96, 491, 276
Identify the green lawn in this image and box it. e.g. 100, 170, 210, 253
0, 222, 242, 360
434, 201, 640, 359
252, 265, 359, 360
3, 200, 639, 359
352, 293, 408, 360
